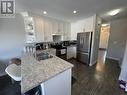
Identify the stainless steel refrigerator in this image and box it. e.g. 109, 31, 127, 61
77, 32, 93, 65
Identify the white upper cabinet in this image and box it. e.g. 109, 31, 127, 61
64, 23, 71, 41
34, 17, 44, 42
32, 14, 71, 42
70, 15, 95, 40
52, 20, 58, 35
52, 20, 64, 35
51, 20, 71, 41
44, 19, 53, 42
58, 22, 64, 35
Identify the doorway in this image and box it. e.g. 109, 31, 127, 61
98, 24, 110, 61
99, 24, 110, 50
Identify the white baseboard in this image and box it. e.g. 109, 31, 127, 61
106, 56, 120, 61
89, 60, 97, 66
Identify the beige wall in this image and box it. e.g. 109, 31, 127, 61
107, 18, 127, 61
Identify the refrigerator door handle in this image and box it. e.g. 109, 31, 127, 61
77, 52, 89, 55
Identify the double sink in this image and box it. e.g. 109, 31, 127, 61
34, 52, 53, 61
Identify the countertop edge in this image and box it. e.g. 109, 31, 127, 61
21, 66, 73, 93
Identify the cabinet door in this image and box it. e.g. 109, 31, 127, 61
67, 46, 76, 59
58, 22, 64, 35
64, 23, 71, 41
52, 20, 58, 35
80, 21, 85, 32
42, 69, 72, 95
63, 22, 67, 40
44, 20, 53, 42
34, 17, 44, 42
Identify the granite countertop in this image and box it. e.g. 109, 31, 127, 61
21, 52, 73, 93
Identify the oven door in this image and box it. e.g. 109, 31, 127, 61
56, 48, 67, 60
60, 49, 66, 55
56, 48, 66, 56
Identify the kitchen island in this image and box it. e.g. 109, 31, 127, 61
21, 51, 73, 95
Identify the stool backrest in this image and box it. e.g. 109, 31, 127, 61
5, 64, 21, 81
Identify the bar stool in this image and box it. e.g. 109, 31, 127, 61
5, 64, 21, 81
5, 58, 21, 83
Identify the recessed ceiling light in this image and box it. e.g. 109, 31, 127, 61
108, 9, 121, 16
102, 24, 108, 27
43, 11, 47, 14
73, 10, 77, 14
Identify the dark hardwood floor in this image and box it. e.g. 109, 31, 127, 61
0, 75, 21, 95
68, 50, 127, 95
0, 50, 126, 95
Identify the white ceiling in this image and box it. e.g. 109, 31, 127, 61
16, 0, 127, 22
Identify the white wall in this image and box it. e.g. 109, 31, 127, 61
71, 16, 95, 40
90, 16, 102, 66
119, 40, 127, 82
107, 18, 127, 61
71, 15, 102, 66
0, 14, 25, 64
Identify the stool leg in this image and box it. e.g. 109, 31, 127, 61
11, 78, 15, 84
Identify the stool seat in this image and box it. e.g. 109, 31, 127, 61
5, 64, 21, 81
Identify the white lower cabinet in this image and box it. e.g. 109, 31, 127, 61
41, 69, 72, 95
67, 46, 77, 59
